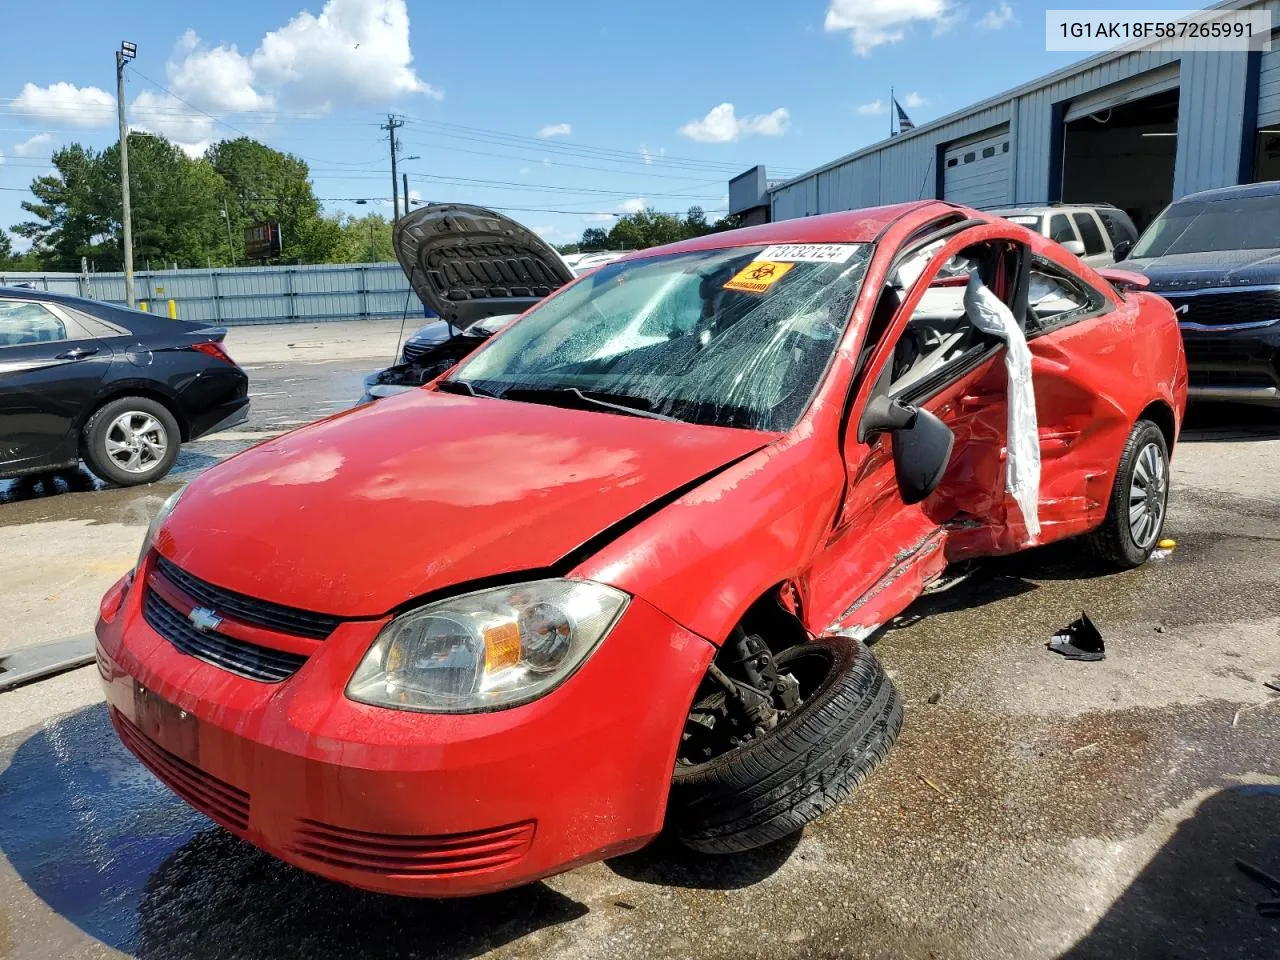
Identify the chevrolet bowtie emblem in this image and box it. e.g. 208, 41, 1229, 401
188, 606, 223, 632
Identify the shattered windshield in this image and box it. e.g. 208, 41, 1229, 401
450, 243, 874, 431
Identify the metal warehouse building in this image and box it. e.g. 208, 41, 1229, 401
730, 0, 1280, 231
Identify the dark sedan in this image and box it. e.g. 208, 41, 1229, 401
0, 287, 248, 486
1123, 181, 1280, 406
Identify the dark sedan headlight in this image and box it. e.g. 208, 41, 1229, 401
347, 580, 628, 712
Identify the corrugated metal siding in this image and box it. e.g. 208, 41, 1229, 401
0, 263, 414, 326
766, 1, 1280, 220
1259, 45, 1280, 127
1176, 51, 1252, 196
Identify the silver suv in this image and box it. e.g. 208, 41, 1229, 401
990, 204, 1139, 268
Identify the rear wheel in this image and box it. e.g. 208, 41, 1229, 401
668, 635, 902, 855
82, 396, 180, 486
1087, 419, 1170, 569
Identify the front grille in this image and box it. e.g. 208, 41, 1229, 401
1163, 289, 1280, 326
144, 588, 307, 683
154, 555, 339, 640
287, 819, 536, 878
401, 340, 432, 362
112, 709, 250, 831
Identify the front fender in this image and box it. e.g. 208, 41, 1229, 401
573, 433, 845, 644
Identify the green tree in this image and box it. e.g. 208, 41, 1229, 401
331, 213, 396, 263
13, 143, 116, 270
207, 137, 339, 263
13, 134, 228, 270
683, 205, 710, 236
579, 227, 609, 251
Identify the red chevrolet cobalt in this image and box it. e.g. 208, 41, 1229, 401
97, 202, 1186, 896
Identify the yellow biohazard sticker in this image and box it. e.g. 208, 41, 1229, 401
723, 260, 794, 294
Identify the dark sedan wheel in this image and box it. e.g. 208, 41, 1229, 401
668, 637, 902, 854
1088, 418, 1170, 569
83, 396, 180, 486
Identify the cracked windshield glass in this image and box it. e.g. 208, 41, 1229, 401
453, 244, 873, 431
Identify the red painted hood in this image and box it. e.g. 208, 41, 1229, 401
158, 390, 770, 617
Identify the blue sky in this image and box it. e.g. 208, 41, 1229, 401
0, 0, 1185, 250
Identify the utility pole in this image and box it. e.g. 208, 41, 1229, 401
382, 114, 404, 219
222, 201, 236, 265
116, 41, 138, 306
403, 173, 410, 213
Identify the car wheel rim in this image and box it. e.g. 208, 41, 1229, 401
1127, 441, 1166, 550
105, 412, 168, 474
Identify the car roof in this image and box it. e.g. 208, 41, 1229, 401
615, 200, 947, 263
0, 284, 208, 336
1176, 179, 1280, 204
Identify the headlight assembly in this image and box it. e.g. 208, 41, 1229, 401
136, 488, 183, 573
346, 579, 628, 713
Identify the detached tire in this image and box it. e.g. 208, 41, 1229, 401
1087, 418, 1170, 570
669, 637, 902, 855
82, 396, 180, 487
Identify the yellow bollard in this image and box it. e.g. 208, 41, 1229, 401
168, 299, 177, 319
139, 301, 149, 312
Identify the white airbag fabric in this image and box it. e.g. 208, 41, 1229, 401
964, 273, 1041, 543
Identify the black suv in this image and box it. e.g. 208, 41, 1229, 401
1123, 181, 1280, 406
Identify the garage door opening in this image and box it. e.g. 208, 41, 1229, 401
1061, 88, 1179, 232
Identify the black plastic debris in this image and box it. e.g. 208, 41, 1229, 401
1048, 614, 1105, 661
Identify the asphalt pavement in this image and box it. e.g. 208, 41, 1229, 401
0, 323, 1276, 959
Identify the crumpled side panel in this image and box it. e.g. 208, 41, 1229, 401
963, 273, 1041, 543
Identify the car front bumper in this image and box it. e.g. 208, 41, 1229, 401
95, 562, 714, 897
1180, 320, 1280, 405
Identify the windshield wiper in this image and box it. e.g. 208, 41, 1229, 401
503, 386, 681, 422
435, 378, 499, 398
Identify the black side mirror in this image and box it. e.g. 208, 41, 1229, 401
1112, 239, 1133, 261
861, 396, 955, 506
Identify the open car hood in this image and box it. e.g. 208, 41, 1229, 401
393, 204, 576, 327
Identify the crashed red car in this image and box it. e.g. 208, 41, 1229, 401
96, 201, 1186, 897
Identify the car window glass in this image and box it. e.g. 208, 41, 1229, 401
0, 301, 67, 347
64, 307, 125, 338
1097, 210, 1137, 247
455, 243, 875, 432
1026, 258, 1100, 334
1048, 214, 1076, 244
1072, 213, 1106, 255
888, 243, 1004, 398
1131, 194, 1280, 256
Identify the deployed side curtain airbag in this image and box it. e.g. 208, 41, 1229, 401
963, 273, 1041, 543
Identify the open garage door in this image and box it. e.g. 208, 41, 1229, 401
1061, 67, 1179, 231
1254, 43, 1280, 182
943, 127, 1011, 207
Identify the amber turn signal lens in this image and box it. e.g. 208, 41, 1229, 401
483, 621, 522, 673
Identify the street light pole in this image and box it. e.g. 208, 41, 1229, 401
116, 41, 137, 307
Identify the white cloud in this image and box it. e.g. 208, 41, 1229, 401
13, 133, 53, 156
856, 99, 887, 116
380, 188, 422, 211
640, 144, 665, 164
537, 122, 571, 139
902, 91, 927, 108
251, 0, 440, 110
166, 29, 274, 113
679, 103, 791, 143
586, 197, 647, 223
824, 0, 953, 55
11, 82, 114, 127
129, 91, 216, 156
978, 2, 1014, 30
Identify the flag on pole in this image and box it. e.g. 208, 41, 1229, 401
894, 98, 915, 132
